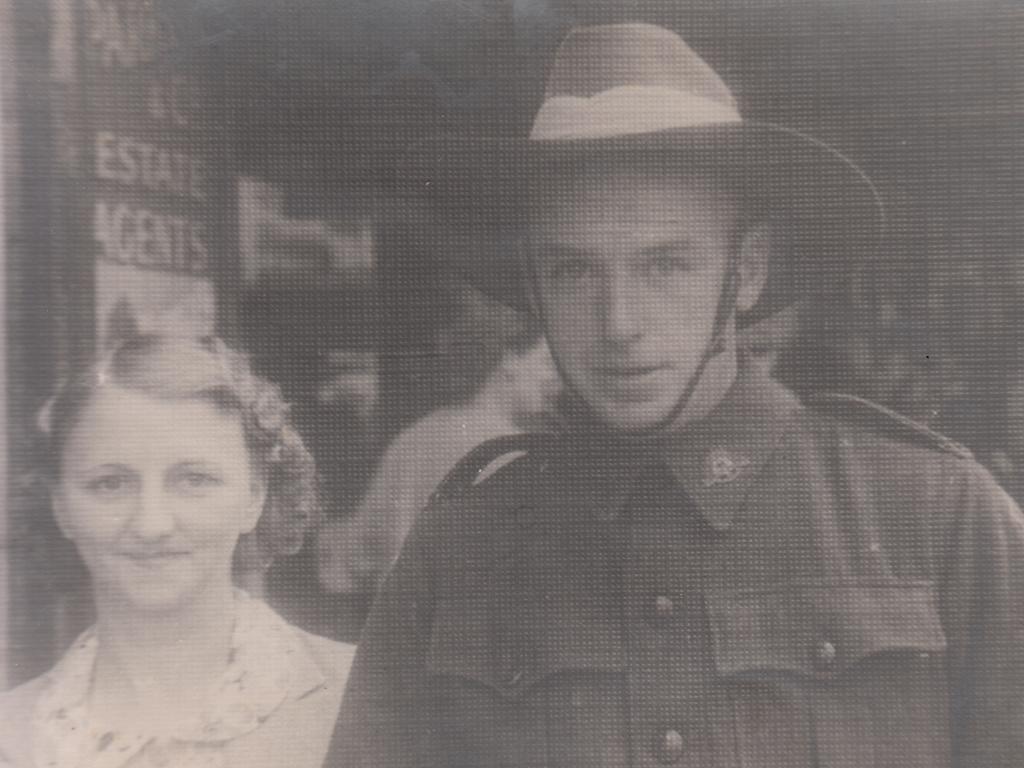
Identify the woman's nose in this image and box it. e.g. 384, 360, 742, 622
130, 486, 176, 539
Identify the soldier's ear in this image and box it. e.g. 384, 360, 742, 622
50, 486, 76, 542
736, 222, 771, 314
518, 237, 543, 317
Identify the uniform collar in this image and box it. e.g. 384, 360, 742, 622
555, 367, 801, 532
662, 366, 802, 532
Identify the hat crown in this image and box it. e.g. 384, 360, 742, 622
544, 23, 737, 111
415, 24, 883, 324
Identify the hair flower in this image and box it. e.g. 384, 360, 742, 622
253, 388, 287, 434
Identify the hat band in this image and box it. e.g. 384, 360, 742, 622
529, 85, 742, 141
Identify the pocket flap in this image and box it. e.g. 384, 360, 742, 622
426, 594, 624, 698
707, 582, 947, 679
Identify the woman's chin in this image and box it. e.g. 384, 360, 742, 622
87, 551, 236, 613
94, 572, 205, 614
115, 586, 197, 612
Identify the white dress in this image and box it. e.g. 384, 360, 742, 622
0, 593, 355, 768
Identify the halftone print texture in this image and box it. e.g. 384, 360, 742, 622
2, 2, 1021, 767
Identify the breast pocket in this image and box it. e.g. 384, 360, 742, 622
425, 594, 629, 768
707, 583, 952, 768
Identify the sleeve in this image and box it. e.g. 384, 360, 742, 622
937, 462, 1024, 768
316, 439, 414, 595
324, 502, 445, 768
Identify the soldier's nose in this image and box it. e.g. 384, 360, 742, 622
600, 275, 642, 343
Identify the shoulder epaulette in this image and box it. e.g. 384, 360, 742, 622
805, 392, 973, 460
429, 432, 559, 506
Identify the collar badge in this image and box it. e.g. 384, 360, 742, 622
703, 448, 751, 487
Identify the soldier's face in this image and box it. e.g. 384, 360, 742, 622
527, 165, 762, 431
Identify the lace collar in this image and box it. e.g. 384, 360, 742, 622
31, 592, 325, 768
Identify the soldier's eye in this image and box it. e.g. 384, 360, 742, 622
546, 259, 591, 282
646, 254, 692, 276
89, 475, 128, 493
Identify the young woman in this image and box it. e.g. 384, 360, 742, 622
0, 335, 354, 768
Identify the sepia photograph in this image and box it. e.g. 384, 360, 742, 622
0, 1, 1021, 766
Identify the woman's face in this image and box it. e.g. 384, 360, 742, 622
53, 385, 264, 612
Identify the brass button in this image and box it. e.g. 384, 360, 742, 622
814, 639, 838, 671
653, 595, 675, 620
656, 729, 685, 764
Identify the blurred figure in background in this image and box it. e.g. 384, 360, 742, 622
317, 298, 561, 595
736, 300, 804, 378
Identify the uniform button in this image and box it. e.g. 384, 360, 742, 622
814, 639, 838, 671
655, 729, 685, 764
653, 595, 675, 620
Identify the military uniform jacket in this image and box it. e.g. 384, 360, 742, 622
330, 369, 1024, 768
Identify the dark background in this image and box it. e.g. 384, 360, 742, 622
211, 0, 1021, 442
4, 0, 1021, 676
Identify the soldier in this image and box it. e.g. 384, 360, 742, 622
330, 23, 1024, 768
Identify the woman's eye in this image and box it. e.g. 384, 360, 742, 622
86, 474, 131, 495
179, 472, 222, 489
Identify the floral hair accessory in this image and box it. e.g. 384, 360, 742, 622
36, 396, 56, 436
253, 385, 289, 435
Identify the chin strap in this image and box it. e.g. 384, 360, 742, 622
645, 258, 739, 435
525, 248, 741, 440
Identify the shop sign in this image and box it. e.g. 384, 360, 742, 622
64, 0, 227, 344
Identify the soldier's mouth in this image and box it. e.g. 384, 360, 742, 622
596, 364, 667, 378
119, 550, 191, 565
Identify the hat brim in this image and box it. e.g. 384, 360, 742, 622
400, 122, 885, 326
